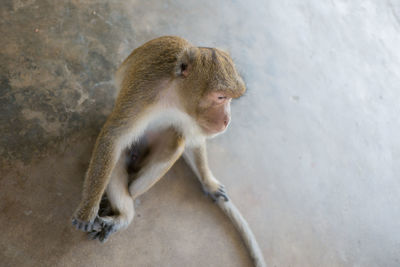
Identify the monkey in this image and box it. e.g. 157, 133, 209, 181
71, 36, 266, 267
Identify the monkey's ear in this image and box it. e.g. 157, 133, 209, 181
175, 47, 198, 77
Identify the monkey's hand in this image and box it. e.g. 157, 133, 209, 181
203, 182, 229, 202
71, 204, 101, 232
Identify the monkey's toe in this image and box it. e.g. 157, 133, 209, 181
88, 230, 101, 240
98, 224, 117, 243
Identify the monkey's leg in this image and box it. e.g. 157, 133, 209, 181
183, 142, 228, 201
88, 149, 135, 242
129, 129, 185, 199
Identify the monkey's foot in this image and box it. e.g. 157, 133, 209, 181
203, 184, 229, 202
87, 216, 117, 243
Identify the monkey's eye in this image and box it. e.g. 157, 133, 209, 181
215, 95, 229, 104
209, 92, 230, 104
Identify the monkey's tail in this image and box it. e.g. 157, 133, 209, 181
216, 199, 267, 267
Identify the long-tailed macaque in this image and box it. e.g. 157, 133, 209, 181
72, 36, 265, 267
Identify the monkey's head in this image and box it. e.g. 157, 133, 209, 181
175, 46, 246, 136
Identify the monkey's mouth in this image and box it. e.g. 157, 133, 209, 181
200, 123, 229, 137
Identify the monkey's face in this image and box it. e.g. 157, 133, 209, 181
177, 46, 246, 136
196, 91, 232, 135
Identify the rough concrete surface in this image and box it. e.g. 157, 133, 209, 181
1, 0, 400, 266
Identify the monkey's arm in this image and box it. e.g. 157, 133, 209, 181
183, 142, 228, 201
72, 108, 146, 232
72, 124, 123, 231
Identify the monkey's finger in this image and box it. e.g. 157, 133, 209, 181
84, 223, 91, 232
72, 218, 87, 230
77, 222, 86, 231
210, 194, 217, 202
217, 185, 229, 201
72, 218, 97, 232
215, 191, 229, 202
220, 194, 229, 202
217, 188, 225, 193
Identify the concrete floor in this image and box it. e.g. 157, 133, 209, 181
1, 0, 400, 266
